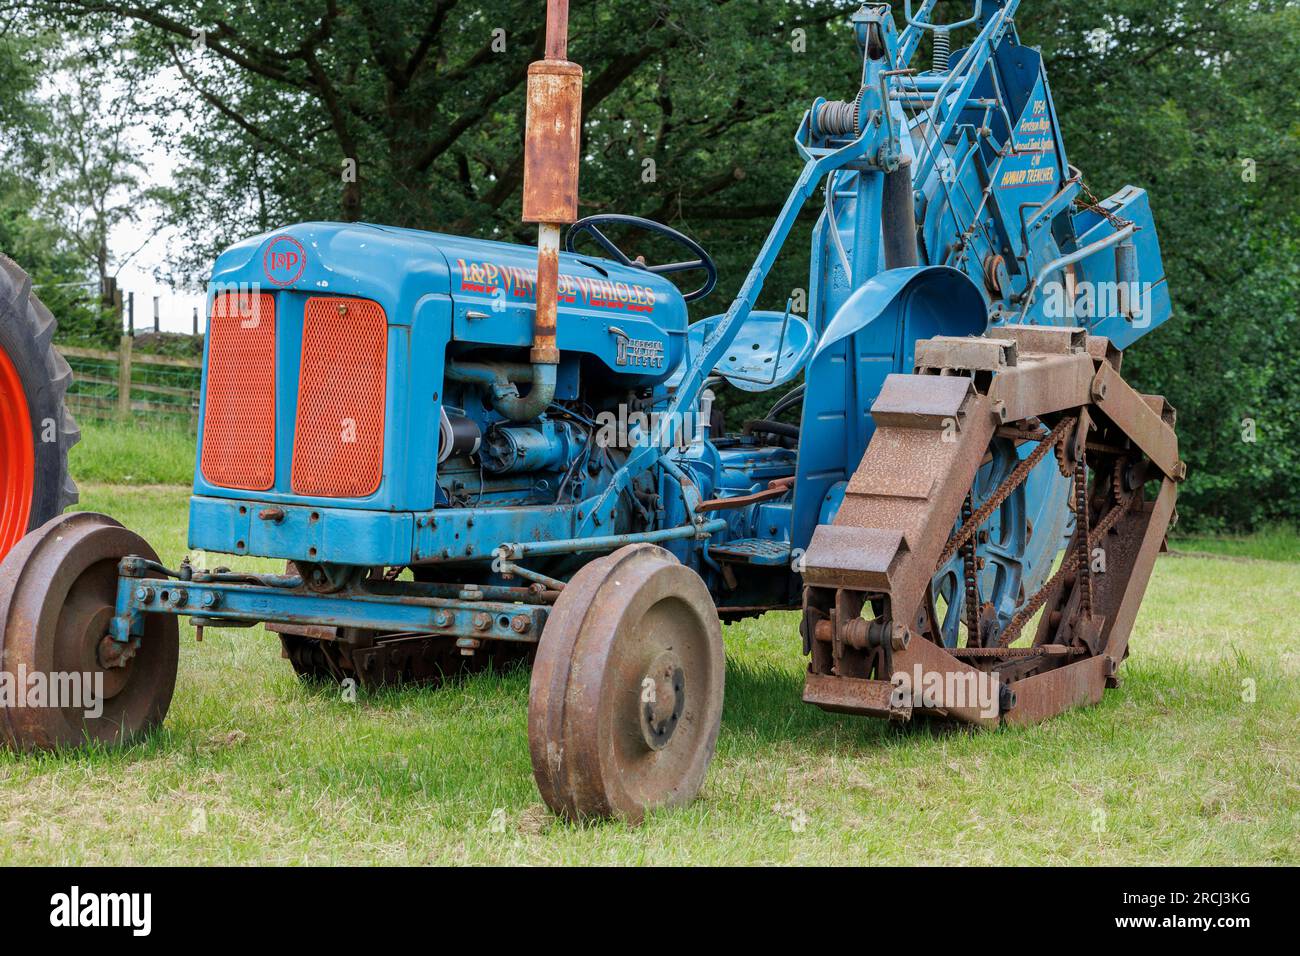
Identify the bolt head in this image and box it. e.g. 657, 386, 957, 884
890, 624, 911, 651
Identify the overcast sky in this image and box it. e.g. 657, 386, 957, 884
111, 66, 207, 336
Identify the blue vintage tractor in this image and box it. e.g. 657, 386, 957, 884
0, 0, 1182, 822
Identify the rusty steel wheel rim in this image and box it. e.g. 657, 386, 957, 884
0, 512, 179, 750
528, 544, 724, 823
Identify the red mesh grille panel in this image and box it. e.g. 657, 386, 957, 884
291, 297, 387, 497
200, 292, 276, 490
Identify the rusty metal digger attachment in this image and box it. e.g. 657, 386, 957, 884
800, 326, 1184, 727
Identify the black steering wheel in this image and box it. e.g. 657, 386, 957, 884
565, 214, 718, 303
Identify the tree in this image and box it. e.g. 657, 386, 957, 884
1020, 0, 1300, 529
33, 52, 150, 290
16, 0, 845, 295
0, 28, 110, 342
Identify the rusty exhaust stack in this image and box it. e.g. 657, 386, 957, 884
514, 0, 582, 418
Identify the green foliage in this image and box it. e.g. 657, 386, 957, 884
51, 0, 846, 298
1018, 0, 1300, 531
0, 32, 120, 345
30, 54, 150, 287
0, 181, 110, 343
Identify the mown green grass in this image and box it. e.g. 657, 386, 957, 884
68, 419, 197, 486
1, 481, 1295, 865
1169, 525, 1300, 563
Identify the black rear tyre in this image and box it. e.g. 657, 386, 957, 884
0, 254, 80, 562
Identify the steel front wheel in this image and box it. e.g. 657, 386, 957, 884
0, 512, 178, 750
528, 544, 724, 823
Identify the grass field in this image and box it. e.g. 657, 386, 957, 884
2, 424, 1297, 864
67, 419, 197, 486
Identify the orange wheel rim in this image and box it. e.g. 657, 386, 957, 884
0, 344, 35, 556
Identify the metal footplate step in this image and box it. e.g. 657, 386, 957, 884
707, 537, 792, 566
799, 326, 1184, 726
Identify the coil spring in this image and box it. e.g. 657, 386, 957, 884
933, 29, 951, 72
816, 97, 860, 137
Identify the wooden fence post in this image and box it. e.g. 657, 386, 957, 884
117, 334, 133, 419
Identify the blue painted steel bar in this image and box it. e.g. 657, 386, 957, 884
113, 576, 546, 642
493, 559, 568, 591
1019, 170, 1084, 247
1017, 221, 1138, 316
902, 0, 984, 35
499, 517, 729, 560
657, 454, 702, 509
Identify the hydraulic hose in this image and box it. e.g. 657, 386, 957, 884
745, 419, 800, 440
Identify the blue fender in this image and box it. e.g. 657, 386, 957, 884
791, 266, 988, 550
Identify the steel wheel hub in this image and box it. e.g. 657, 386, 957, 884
639, 651, 685, 751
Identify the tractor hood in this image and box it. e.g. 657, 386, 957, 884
208, 221, 689, 381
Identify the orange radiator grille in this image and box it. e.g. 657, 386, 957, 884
291, 297, 388, 498
200, 292, 276, 490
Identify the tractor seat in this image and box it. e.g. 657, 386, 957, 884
667, 309, 814, 393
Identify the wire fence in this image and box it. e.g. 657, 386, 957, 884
40, 276, 206, 431
60, 338, 202, 431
